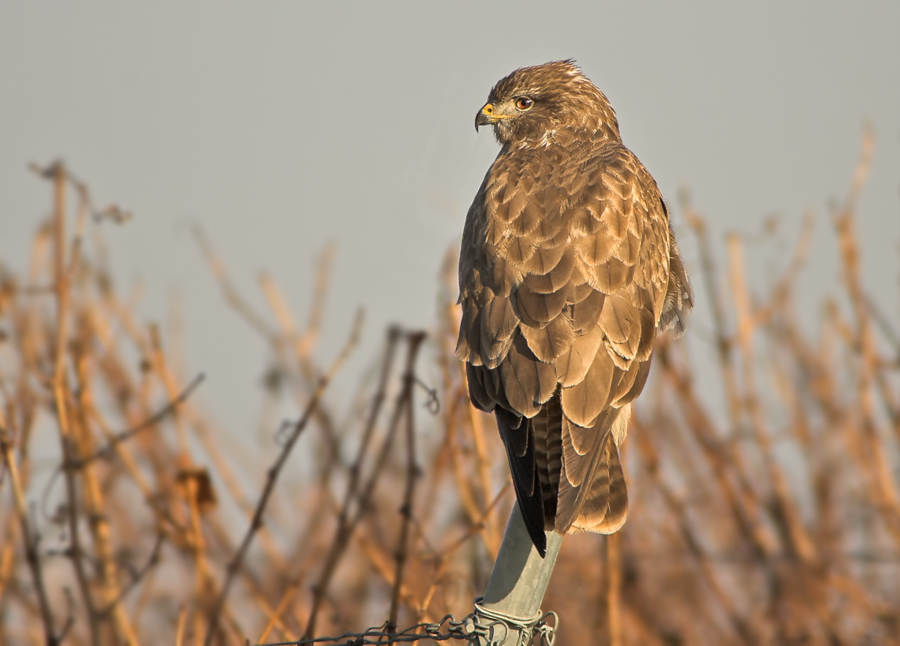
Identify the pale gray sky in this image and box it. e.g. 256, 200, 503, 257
2, 2, 899, 436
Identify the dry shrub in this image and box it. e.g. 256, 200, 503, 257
1, 137, 898, 646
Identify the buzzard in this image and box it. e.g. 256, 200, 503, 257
457, 61, 693, 556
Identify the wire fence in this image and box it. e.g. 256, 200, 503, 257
255, 602, 557, 646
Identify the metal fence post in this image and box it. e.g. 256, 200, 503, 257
476, 505, 563, 645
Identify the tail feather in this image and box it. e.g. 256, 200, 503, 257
556, 405, 631, 534
572, 440, 628, 533
571, 440, 611, 529
496, 395, 631, 556
555, 423, 609, 533
534, 395, 562, 530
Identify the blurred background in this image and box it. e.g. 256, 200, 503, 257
2, 2, 900, 645
2, 1, 898, 435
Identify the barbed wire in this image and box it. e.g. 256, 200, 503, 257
257, 602, 558, 646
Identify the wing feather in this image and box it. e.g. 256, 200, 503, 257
479, 293, 518, 368
522, 250, 575, 294
514, 282, 573, 325
521, 243, 566, 275
520, 316, 575, 363
554, 323, 604, 387
500, 332, 557, 415
560, 349, 614, 427
570, 290, 605, 332
600, 294, 641, 360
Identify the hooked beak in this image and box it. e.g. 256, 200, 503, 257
475, 102, 496, 132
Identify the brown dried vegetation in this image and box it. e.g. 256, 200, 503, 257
1, 135, 898, 645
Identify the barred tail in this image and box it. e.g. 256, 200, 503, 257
533, 393, 563, 530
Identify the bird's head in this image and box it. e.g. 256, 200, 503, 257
475, 60, 620, 147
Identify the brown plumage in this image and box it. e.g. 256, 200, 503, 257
457, 60, 693, 556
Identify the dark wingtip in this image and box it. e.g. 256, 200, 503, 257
515, 495, 548, 557
496, 409, 549, 557
516, 498, 547, 557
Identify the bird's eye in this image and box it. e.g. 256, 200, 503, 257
515, 97, 534, 111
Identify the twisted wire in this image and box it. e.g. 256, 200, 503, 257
254, 602, 558, 646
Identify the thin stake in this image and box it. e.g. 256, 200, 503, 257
387, 332, 427, 633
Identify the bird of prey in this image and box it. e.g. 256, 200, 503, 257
456, 61, 693, 556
